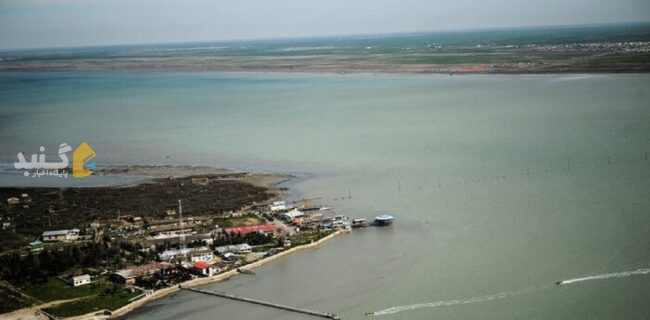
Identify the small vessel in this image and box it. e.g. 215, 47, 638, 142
352, 218, 369, 228
374, 214, 394, 226
554, 280, 563, 285
237, 268, 255, 275
365, 311, 375, 316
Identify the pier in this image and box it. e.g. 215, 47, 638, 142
180, 286, 341, 319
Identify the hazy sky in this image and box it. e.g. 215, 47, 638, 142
1, 0, 649, 50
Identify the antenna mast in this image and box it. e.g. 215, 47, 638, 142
179, 199, 185, 247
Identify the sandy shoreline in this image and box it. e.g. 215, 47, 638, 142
3, 229, 347, 320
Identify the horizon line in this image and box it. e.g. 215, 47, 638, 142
1, 20, 649, 52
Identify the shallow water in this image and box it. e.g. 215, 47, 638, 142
1, 72, 649, 319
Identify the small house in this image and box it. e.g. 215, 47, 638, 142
192, 262, 216, 276
215, 243, 252, 255
72, 274, 91, 287
112, 262, 175, 285
270, 201, 287, 212
158, 246, 212, 262
28, 240, 44, 252
42, 230, 71, 242
283, 209, 304, 221
189, 249, 214, 263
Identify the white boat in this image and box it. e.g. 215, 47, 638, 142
374, 214, 394, 226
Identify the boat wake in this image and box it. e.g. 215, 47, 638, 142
370, 286, 541, 316
370, 268, 650, 317
558, 268, 650, 285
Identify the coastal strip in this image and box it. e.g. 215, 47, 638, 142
0, 230, 347, 320
101, 229, 346, 320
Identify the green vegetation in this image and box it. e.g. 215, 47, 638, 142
1, 242, 148, 284
394, 54, 525, 65
212, 230, 274, 247
0, 174, 272, 251
0, 285, 36, 313
289, 231, 332, 247
214, 214, 265, 228
42, 286, 141, 317
586, 53, 650, 65
22, 278, 113, 303
1, 24, 648, 73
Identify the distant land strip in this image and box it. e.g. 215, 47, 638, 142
1, 52, 649, 74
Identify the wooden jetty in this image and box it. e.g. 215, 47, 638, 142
180, 286, 341, 319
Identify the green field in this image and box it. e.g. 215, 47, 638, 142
214, 214, 266, 228
42, 287, 141, 317
289, 231, 332, 247
0, 285, 36, 313
21, 278, 114, 302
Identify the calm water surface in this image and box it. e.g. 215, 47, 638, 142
1, 72, 649, 319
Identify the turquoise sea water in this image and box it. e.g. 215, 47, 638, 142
1, 72, 649, 319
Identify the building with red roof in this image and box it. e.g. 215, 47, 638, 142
224, 223, 275, 236
192, 261, 216, 276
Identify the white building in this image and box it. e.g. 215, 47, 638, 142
42, 229, 77, 242
270, 201, 288, 212
158, 246, 213, 262
283, 208, 305, 220
215, 243, 252, 255
72, 274, 91, 287
190, 250, 214, 263
192, 262, 216, 276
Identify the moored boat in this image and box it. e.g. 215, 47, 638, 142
374, 214, 394, 226
352, 218, 368, 228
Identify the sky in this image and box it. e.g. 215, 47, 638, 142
0, 0, 649, 50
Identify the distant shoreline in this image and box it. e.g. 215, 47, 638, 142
1, 60, 648, 75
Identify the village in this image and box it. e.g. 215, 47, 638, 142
32, 198, 353, 287
0, 173, 392, 319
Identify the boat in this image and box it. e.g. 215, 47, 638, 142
554, 280, 563, 285
352, 218, 369, 228
374, 214, 394, 226
237, 268, 255, 275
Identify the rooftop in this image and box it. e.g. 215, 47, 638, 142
159, 246, 211, 259
42, 230, 69, 236
192, 261, 212, 269
114, 262, 174, 279
225, 223, 275, 235
215, 243, 252, 254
